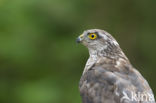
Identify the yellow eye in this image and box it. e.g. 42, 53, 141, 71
88, 33, 97, 40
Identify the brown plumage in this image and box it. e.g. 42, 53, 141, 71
77, 29, 155, 103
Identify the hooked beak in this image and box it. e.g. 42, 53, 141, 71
76, 34, 84, 43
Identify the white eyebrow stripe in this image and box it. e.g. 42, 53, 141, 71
99, 32, 108, 40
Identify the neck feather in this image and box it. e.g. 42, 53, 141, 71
82, 44, 129, 74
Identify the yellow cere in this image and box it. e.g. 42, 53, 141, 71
79, 34, 84, 38
88, 33, 97, 40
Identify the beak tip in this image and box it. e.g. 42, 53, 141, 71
76, 37, 81, 43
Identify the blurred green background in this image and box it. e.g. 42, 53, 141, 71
0, 0, 156, 103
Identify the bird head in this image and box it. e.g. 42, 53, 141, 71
77, 29, 120, 52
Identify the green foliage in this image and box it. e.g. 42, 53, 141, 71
0, 0, 156, 103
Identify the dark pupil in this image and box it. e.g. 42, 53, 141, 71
91, 35, 94, 38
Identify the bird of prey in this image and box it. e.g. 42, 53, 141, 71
76, 29, 155, 103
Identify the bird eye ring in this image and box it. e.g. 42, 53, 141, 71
88, 33, 97, 40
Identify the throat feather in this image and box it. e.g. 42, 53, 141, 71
83, 50, 98, 74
